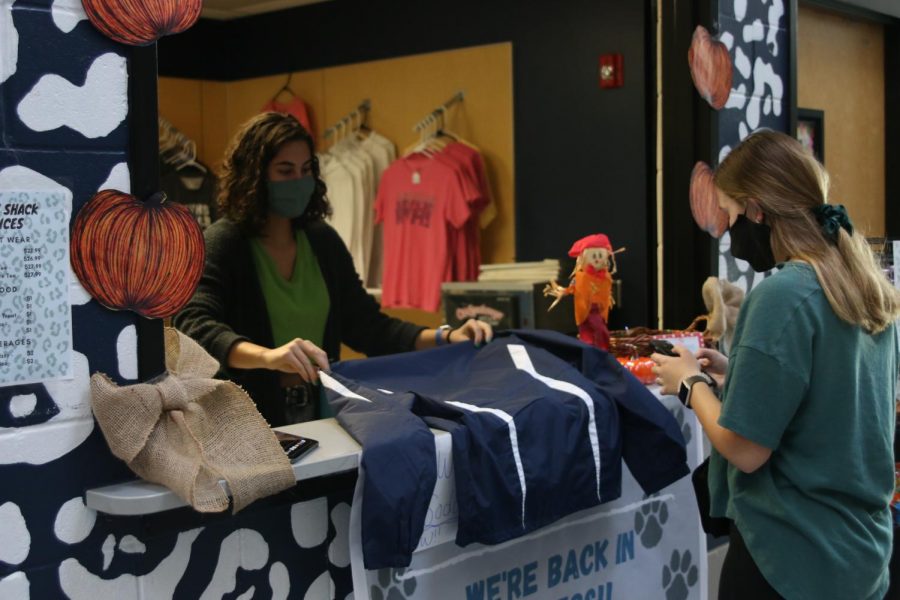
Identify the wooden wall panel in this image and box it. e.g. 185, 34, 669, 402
158, 78, 205, 158
798, 5, 885, 235
200, 81, 229, 172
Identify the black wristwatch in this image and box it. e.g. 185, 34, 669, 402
678, 373, 716, 408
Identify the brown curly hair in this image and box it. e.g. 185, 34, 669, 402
217, 112, 331, 235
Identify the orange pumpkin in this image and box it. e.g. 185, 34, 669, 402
70, 190, 204, 319
616, 356, 656, 386
688, 25, 734, 110
82, 0, 202, 46
690, 161, 729, 238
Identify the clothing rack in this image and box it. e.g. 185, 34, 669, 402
412, 90, 465, 133
158, 117, 205, 172
323, 99, 372, 140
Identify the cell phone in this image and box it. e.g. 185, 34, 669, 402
649, 339, 679, 357
275, 431, 319, 462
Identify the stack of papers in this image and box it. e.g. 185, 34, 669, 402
478, 260, 561, 283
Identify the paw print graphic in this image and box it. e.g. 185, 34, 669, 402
634, 496, 669, 548
662, 549, 699, 600
672, 406, 692, 446
371, 567, 417, 600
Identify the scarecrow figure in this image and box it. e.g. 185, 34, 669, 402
544, 233, 623, 351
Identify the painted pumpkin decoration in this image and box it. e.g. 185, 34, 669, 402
688, 25, 734, 110
616, 356, 656, 386
70, 190, 204, 319
690, 161, 728, 238
81, 0, 202, 46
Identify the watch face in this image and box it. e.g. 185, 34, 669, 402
678, 380, 691, 404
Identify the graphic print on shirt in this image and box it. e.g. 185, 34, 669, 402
395, 191, 434, 228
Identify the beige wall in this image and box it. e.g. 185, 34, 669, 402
158, 42, 515, 265
797, 4, 885, 235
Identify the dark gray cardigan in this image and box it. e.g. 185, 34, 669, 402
174, 218, 424, 426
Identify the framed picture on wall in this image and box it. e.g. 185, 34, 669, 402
797, 108, 825, 164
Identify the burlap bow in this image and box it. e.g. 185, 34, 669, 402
90, 328, 296, 513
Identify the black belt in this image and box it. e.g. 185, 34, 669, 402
284, 384, 312, 407
282, 382, 319, 424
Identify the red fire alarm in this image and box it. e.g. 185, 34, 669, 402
599, 54, 624, 89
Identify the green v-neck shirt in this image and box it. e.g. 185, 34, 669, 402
249, 230, 330, 349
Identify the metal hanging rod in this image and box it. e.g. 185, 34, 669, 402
324, 99, 372, 139
413, 90, 465, 133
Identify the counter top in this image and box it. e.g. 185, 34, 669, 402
84, 418, 364, 516
86, 389, 673, 517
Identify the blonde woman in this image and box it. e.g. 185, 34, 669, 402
653, 129, 899, 599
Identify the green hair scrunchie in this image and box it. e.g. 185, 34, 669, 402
812, 204, 853, 243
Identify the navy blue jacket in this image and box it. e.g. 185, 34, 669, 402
327, 330, 689, 569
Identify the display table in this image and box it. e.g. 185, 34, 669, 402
84, 389, 706, 600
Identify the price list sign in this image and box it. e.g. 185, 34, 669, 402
0, 190, 72, 385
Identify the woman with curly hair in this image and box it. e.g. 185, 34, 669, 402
175, 112, 492, 425
652, 130, 899, 599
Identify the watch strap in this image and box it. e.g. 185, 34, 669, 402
679, 373, 715, 408
435, 325, 452, 346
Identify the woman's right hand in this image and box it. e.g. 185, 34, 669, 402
695, 347, 728, 388
262, 338, 330, 383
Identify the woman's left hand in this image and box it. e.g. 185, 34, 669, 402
448, 319, 494, 346
650, 346, 703, 396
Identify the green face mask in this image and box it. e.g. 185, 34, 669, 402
266, 176, 316, 219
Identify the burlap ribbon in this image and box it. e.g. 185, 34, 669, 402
90, 328, 296, 513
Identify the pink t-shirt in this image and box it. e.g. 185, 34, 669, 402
261, 97, 314, 139
434, 146, 487, 281
375, 154, 480, 311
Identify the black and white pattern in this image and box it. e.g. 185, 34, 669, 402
0, 1, 352, 597
715, 0, 792, 291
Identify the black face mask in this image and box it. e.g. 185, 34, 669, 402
729, 213, 776, 272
